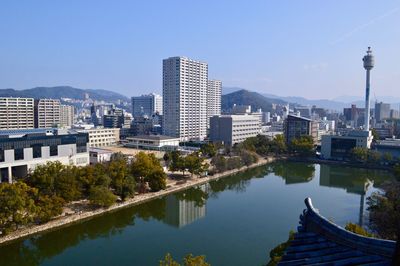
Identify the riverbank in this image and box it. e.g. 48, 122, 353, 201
288, 156, 394, 171
0, 157, 276, 245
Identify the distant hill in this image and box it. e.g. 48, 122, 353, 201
0, 86, 129, 102
222, 89, 287, 112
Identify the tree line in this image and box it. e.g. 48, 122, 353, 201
0, 152, 166, 235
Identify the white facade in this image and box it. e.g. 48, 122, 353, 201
77, 128, 120, 148
0, 98, 35, 129
89, 148, 113, 164
60, 104, 75, 128
35, 99, 61, 128
124, 135, 180, 149
163, 56, 208, 141
210, 114, 261, 146
207, 80, 222, 120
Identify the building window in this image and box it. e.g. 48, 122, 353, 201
0, 149, 4, 162
14, 148, 24, 160
32, 144, 42, 158
50, 145, 58, 156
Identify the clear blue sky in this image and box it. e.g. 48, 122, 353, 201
1, 0, 399, 99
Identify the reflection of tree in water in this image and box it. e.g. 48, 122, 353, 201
269, 161, 315, 184
0, 197, 166, 266
209, 166, 271, 197
175, 186, 209, 207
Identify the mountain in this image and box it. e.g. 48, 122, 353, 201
222, 89, 287, 112
222, 87, 243, 95
0, 86, 129, 102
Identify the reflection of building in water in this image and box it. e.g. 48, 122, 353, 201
163, 185, 207, 228
319, 164, 371, 226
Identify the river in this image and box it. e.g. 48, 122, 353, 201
0, 161, 394, 266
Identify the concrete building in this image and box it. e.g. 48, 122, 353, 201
0, 97, 35, 130
163, 56, 208, 141
209, 114, 261, 146
60, 104, 75, 128
207, 80, 222, 120
343, 104, 365, 127
372, 138, 400, 159
231, 104, 251, 114
284, 114, 318, 144
294, 106, 311, 118
375, 102, 391, 121
321, 131, 373, 160
89, 147, 113, 164
131, 93, 163, 117
0, 129, 89, 183
34, 99, 61, 128
76, 128, 120, 148
124, 135, 180, 150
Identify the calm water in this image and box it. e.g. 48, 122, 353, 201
0, 162, 394, 266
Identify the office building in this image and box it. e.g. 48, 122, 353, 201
375, 102, 391, 121
0, 129, 89, 183
34, 99, 61, 128
207, 80, 222, 120
163, 56, 208, 141
131, 93, 163, 117
321, 131, 373, 160
284, 114, 318, 144
124, 135, 180, 150
294, 106, 311, 118
76, 128, 120, 147
60, 104, 75, 128
209, 114, 261, 146
0, 97, 34, 130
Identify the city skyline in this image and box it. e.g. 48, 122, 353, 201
1, 1, 400, 99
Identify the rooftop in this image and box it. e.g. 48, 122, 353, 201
278, 198, 395, 265
126, 135, 180, 141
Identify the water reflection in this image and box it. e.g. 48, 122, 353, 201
270, 162, 315, 184
0, 162, 394, 266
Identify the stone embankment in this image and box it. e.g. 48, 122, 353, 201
0, 157, 276, 245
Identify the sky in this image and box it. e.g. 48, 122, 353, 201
0, 0, 399, 100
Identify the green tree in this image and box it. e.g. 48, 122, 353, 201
271, 134, 287, 155
185, 152, 209, 177
89, 186, 117, 207
169, 151, 186, 175
367, 181, 400, 240
226, 157, 243, 170
146, 169, 167, 191
0, 182, 38, 234
78, 163, 111, 196
383, 152, 393, 163
289, 136, 314, 156
26, 161, 65, 196
109, 157, 136, 200
35, 194, 64, 223
200, 143, 217, 158
159, 253, 210, 266
240, 150, 258, 166
159, 253, 180, 266
371, 128, 380, 141
54, 165, 82, 201
267, 230, 295, 266
345, 222, 374, 237
367, 150, 381, 164
350, 147, 368, 162
211, 155, 227, 173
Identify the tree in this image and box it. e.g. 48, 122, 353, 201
271, 134, 287, 155
345, 223, 374, 237
146, 169, 167, 191
211, 156, 227, 173
109, 157, 136, 200
159, 253, 210, 266
200, 143, 217, 158
54, 165, 82, 201
367, 181, 400, 240
89, 186, 117, 207
78, 163, 111, 196
185, 152, 209, 177
0, 182, 38, 234
371, 128, 380, 141
35, 194, 64, 223
26, 161, 65, 196
350, 147, 368, 162
226, 157, 243, 170
240, 150, 258, 166
367, 150, 381, 164
289, 136, 314, 156
169, 151, 187, 176
383, 152, 393, 163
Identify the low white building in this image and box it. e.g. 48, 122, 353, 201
209, 114, 261, 146
76, 128, 120, 147
0, 129, 89, 183
321, 130, 373, 160
124, 135, 180, 150
89, 148, 113, 164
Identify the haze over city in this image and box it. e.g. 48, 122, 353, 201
1, 0, 400, 99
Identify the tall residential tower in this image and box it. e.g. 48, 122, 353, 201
162, 56, 208, 141
207, 80, 222, 120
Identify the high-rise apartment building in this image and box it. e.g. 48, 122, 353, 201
374, 102, 390, 121
163, 56, 208, 141
60, 104, 75, 128
131, 93, 163, 117
0, 98, 35, 129
34, 99, 61, 128
207, 80, 222, 120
